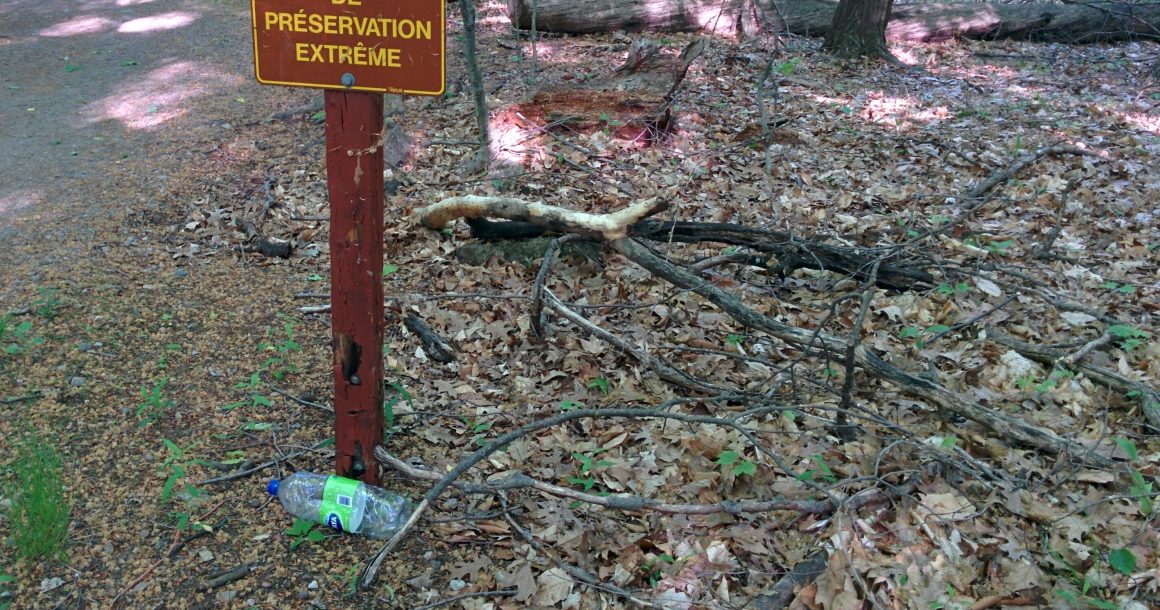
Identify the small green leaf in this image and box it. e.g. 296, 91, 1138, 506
559, 400, 583, 411
733, 460, 757, 477
716, 450, 740, 466
939, 435, 958, 449
1115, 438, 1139, 461
382, 263, 399, 277
899, 326, 921, 339
1108, 548, 1136, 575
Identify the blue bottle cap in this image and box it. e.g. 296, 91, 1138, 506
267, 479, 281, 496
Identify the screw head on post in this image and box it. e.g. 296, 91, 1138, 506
341, 73, 355, 88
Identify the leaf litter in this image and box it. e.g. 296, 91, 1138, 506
2, 2, 1159, 609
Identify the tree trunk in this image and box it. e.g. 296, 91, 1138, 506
507, 0, 1160, 43
824, 0, 893, 58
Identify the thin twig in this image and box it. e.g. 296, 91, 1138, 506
839, 263, 879, 434
376, 447, 832, 515
531, 234, 580, 337
412, 588, 518, 610
195, 438, 333, 486
361, 402, 825, 588
269, 386, 333, 414
200, 561, 258, 591
544, 290, 723, 394
499, 495, 654, 608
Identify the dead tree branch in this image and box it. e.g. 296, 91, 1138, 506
418, 195, 669, 240
612, 238, 1114, 467
988, 326, 1160, 430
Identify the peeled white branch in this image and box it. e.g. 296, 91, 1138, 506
417, 195, 668, 241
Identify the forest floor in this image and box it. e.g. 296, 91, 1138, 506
1, 0, 1159, 609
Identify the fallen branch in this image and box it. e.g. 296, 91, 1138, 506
412, 588, 518, 610
1, 392, 41, 405
988, 327, 1160, 430
361, 401, 821, 588
404, 313, 456, 363
417, 195, 669, 241
269, 386, 334, 414
196, 438, 333, 486
544, 290, 724, 394
531, 234, 580, 337
613, 238, 1114, 467
630, 220, 933, 291
201, 561, 258, 591
498, 494, 654, 608
375, 446, 831, 515
753, 550, 829, 610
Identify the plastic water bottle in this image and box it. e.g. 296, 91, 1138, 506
267, 472, 412, 539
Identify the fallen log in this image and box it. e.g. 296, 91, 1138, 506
508, 0, 1160, 43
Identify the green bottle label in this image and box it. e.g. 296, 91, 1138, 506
319, 475, 359, 532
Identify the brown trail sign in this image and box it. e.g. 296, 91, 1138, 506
251, 0, 444, 485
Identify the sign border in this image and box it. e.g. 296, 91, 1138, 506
250, 0, 445, 96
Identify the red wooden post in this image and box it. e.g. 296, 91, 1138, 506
325, 89, 385, 486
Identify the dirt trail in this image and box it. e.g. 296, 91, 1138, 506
0, 0, 305, 261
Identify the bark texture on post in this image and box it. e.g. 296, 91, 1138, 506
824, 0, 893, 58
325, 90, 386, 486
507, 0, 1160, 43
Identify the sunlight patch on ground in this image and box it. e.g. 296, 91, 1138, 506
117, 11, 198, 33
80, 60, 242, 130
0, 190, 44, 220
1114, 109, 1160, 136
489, 112, 537, 166
116, 0, 157, 5
39, 15, 117, 36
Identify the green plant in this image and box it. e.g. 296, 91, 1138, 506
569, 450, 612, 492
5, 433, 70, 561
461, 414, 493, 447
32, 288, 64, 321
159, 439, 210, 534
1108, 548, 1136, 576
559, 400, 583, 412
1108, 324, 1150, 351
1051, 549, 1119, 609
286, 517, 327, 549
137, 378, 175, 427
716, 450, 756, 477
382, 263, 399, 277
725, 333, 746, 348
935, 282, 971, 297
1101, 281, 1137, 295
1115, 438, 1153, 516
258, 317, 301, 381
587, 376, 610, 395
157, 343, 180, 370
797, 454, 837, 484
1034, 368, 1074, 394
159, 439, 205, 505
0, 572, 13, 610
383, 380, 412, 437
776, 58, 799, 76
1, 315, 43, 368
640, 553, 674, 587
